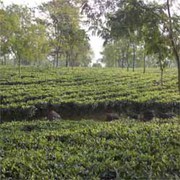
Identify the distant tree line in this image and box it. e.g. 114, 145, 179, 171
0, 0, 93, 73
82, 0, 180, 92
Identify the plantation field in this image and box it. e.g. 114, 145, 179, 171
0, 66, 180, 179
0, 66, 180, 121
0, 119, 180, 179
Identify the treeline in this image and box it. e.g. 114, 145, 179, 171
0, 0, 180, 92
0, 0, 92, 69
81, 0, 180, 91
99, 1, 180, 72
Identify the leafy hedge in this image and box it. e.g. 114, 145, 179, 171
0, 66, 180, 121
0, 119, 179, 179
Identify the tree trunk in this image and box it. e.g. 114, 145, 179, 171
160, 69, 164, 86
66, 60, 68, 67
18, 55, 21, 77
53, 57, 56, 68
178, 60, 180, 92
126, 55, 129, 71
122, 59, 124, 69
121, 51, 125, 69
143, 53, 146, 73
159, 53, 164, 86
14, 58, 16, 66
65, 52, 69, 67
126, 44, 130, 72
167, 0, 180, 93
2, 55, 6, 65
56, 52, 59, 67
132, 43, 136, 72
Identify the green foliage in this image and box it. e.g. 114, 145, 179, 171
0, 66, 179, 115
0, 119, 179, 179
41, 0, 92, 67
83, 0, 180, 91
0, 1, 92, 68
102, 38, 145, 68
0, 4, 49, 71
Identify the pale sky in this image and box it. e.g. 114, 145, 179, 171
2, 0, 49, 7
2, 0, 104, 62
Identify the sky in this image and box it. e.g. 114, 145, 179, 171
2, 0, 104, 63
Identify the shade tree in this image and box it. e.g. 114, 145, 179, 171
40, 0, 92, 67
0, 4, 50, 75
82, 0, 180, 92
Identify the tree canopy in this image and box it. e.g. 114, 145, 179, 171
0, 0, 92, 70
82, 0, 180, 92
0, 0, 179, 92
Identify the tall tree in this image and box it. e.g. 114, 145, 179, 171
101, 38, 131, 68
0, 6, 9, 65
166, 0, 180, 93
0, 4, 50, 74
82, 0, 180, 91
40, 0, 90, 67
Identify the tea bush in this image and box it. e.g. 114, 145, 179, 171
0, 119, 179, 179
1, 67, 179, 121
